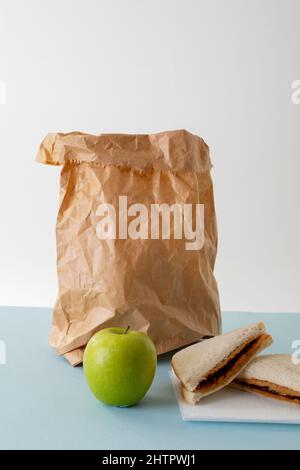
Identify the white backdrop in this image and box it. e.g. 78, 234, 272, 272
0, 0, 299, 312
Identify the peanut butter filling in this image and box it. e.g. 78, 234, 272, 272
195, 333, 271, 393
235, 378, 300, 405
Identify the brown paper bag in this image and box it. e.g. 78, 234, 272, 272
36, 129, 221, 365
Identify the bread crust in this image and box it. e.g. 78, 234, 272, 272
172, 322, 267, 391
180, 333, 273, 404
233, 379, 300, 406
196, 334, 266, 389
236, 354, 300, 393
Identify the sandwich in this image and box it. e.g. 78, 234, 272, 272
172, 322, 273, 404
233, 354, 300, 406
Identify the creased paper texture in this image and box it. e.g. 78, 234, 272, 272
36, 130, 221, 365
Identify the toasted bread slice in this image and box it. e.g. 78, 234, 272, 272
233, 354, 300, 406
172, 322, 273, 404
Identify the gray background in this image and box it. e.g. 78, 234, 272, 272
0, 0, 299, 312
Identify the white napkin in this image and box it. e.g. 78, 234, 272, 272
170, 369, 300, 424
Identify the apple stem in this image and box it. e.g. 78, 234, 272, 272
124, 326, 130, 334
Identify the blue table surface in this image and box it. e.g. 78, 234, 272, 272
0, 307, 299, 450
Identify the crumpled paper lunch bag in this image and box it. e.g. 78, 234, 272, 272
36, 129, 221, 365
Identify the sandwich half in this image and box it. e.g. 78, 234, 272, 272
233, 354, 300, 406
172, 322, 273, 404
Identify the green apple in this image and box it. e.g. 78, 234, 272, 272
83, 327, 157, 407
